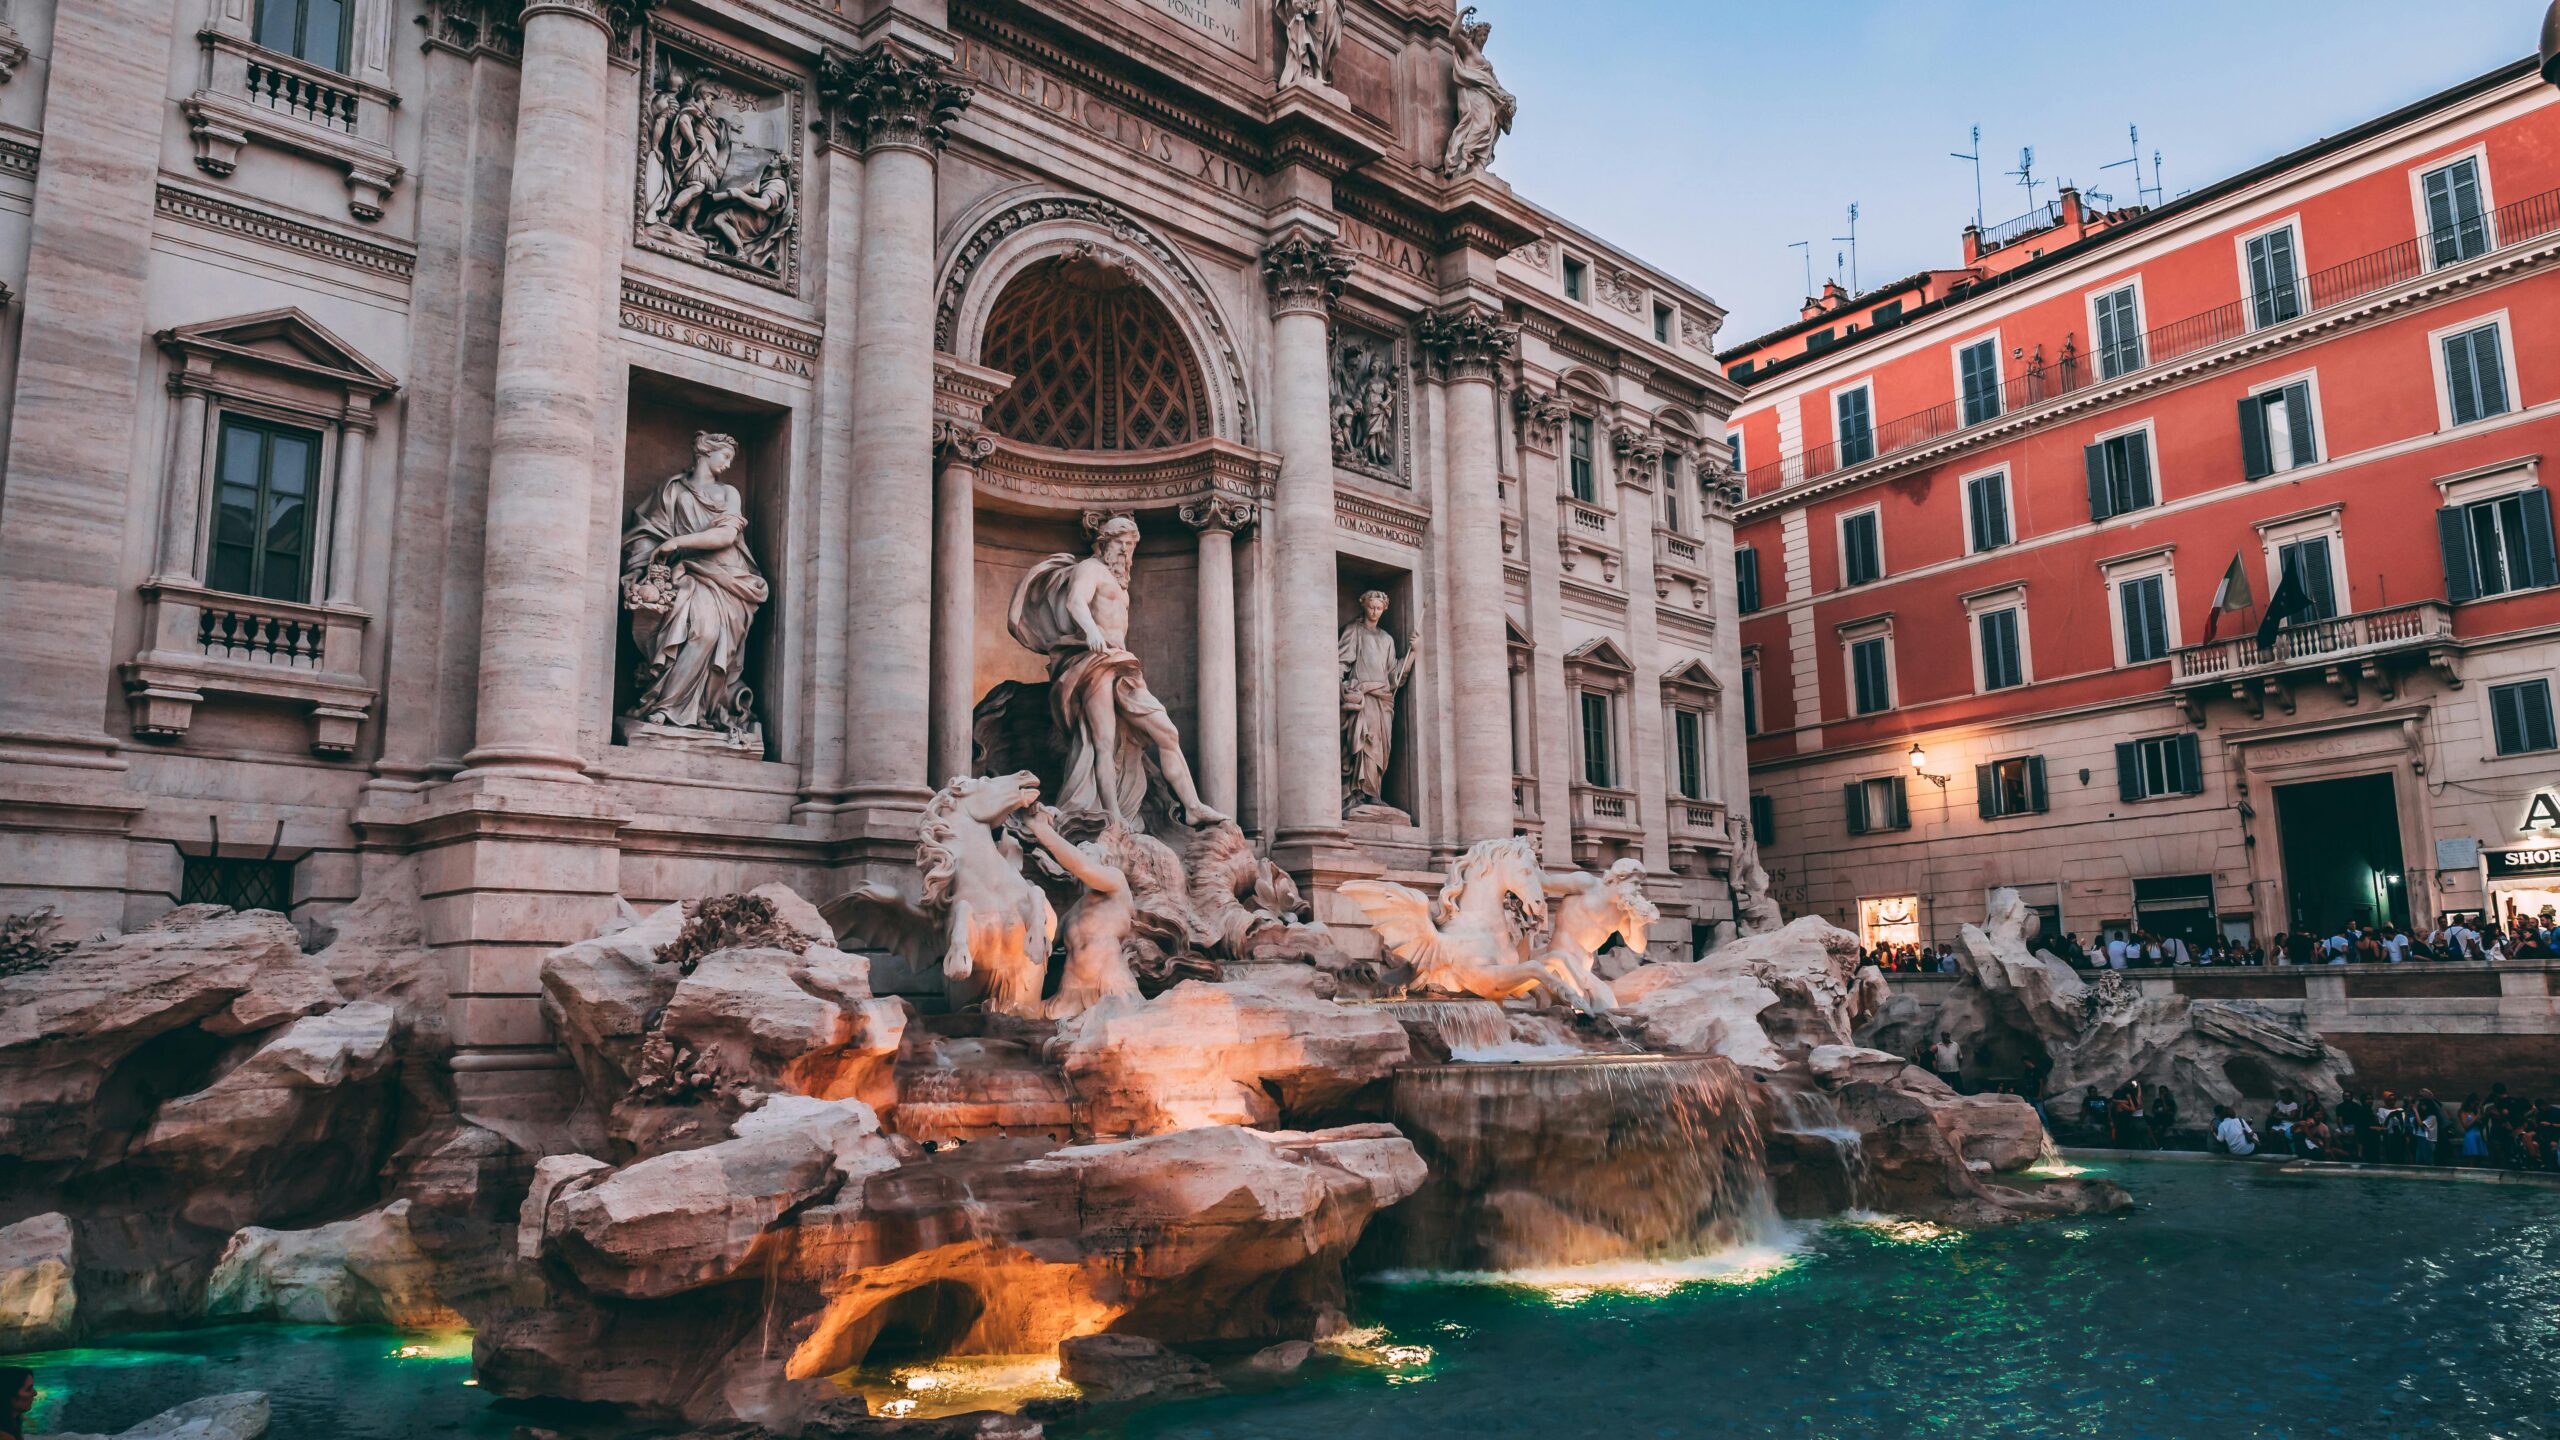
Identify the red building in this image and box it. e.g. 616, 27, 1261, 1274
1723, 58, 2560, 954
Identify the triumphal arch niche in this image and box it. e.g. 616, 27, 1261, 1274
931, 194, 1273, 838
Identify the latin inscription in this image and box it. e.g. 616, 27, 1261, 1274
1138, 0, 1247, 49
1337, 214, 1429, 280
955, 38, 1261, 202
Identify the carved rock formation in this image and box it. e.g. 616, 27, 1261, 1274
0, 1212, 78, 1350
50, 1392, 272, 1440
1048, 978, 1409, 1135
204, 1200, 462, 1328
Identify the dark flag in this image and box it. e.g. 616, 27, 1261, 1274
2254, 567, 2315, 653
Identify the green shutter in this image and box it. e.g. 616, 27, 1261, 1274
2283, 383, 2317, 466
2440, 504, 2482, 602
1976, 763, 1997, 820
2115, 741, 2141, 802
1888, 776, 1911, 830
2238, 394, 2272, 480
1844, 782, 1868, 835
2475, 328, 2510, 418
2027, 756, 2049, 813
2085, 442, 2112, 522
2123, 431, 2153, 508
2176, 732, 2205, 795
2520, 487, 2559, 590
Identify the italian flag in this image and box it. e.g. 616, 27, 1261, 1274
2202, 554, 2253, 643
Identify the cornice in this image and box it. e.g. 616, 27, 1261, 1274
155, 184, 416, 281
951, 7, 1266, 171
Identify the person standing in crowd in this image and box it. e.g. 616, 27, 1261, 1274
1930, 1032, 1963, 1093
2105, 932, 2131, 970
2149, 1086, 2180, 1147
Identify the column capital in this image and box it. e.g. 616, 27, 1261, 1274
1417, 303, 1516, 384
1179, 492, 1259, 537
520, 0, 659, 43
816, 43, 974, 157
1611, 422, 1663, 487
932, 417, 996, 463
1261, 229, 1352, 319
1513, 384, 1569, 455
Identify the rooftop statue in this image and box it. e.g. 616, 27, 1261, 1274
1441, 6, 1516, 180
1009, 514, 1227, 828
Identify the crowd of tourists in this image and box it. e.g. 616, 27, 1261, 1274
2053, 1076, 2560, 1172
1882, 909, 2560, 973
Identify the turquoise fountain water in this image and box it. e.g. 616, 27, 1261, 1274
17, 1163, 2560, 1438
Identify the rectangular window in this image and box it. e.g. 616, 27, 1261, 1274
1654, 302, 1675, 343
1580, 690, 1614, 787
1841, 510, 1882, 586
1673, 708, 1705, 799
2083, 429, 2155, 521
1749, 792, 1776, 845
2246, 225, 2303, 329
2441, 488, 2560, 601
2239, 381, 2317, 479
1563, 256, 1589, 302
2118, 574, 2170, 664
1965, 471, 2010, 552
2493, 680, 2559, 755
2443, 323, 2511, 426
256, 0, 350, 72
1567, 415, 1597, 502
1976, 755, 2049, 820
180, 855, 296, 912
1849, 636, 1891, 715
1735, 546, 1762, 614
1844, 775, 1910, 834
1661, 450, 1683, 532
2116, 733, 2203, 800
1727, 433, 1744, 472
1835, 386, 1875, 466
2424, 157, 2491, 267
1957, 338, 2002, 426
1741, 663, 1760, 736
1978, 607, 2024, 691
206, 415, 321, 604
2094, 284, 2144, 378
2275, 537, 2339, 621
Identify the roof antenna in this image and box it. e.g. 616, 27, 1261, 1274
1951, 125, 1985, 232
2006, 145, 2042, 215
1789, 239, 1812, 302
2102, 124, 2163, 209
1833, 202, 1861, 295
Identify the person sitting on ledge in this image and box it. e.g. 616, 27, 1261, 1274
2211, 1104, 2258, 1157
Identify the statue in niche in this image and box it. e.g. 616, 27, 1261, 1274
620, 430, 767, 742
639, 49, 798, 280
1008, 514, 1228, 829
1330, 337, 1398, 471
1275, 0, 1341, 89
1339, 590, 1417, 818
1440, 6, 1515, 180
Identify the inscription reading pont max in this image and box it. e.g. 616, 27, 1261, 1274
1140, 0, 1247, 49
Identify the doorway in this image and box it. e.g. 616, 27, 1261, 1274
2275, 773, 2409, 931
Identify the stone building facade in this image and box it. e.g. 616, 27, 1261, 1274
1725, 60, 2560, 955
0, 0, 1745, 1106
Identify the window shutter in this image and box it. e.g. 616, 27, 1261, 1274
2477, 328, 2511, 418
2027, 756, 2049, 814
1975, 763, 1997, 820
1888, 776, 1911, 830
2085, 442, 2113, 522
2495, 685, 2525, 755
1844, 782, 1868, 835
2521, 487, 2559, 590
2426, 167, 2459, 265
2176, 732, 2205, 795
2115, 741, 2141, 802
2446, 332, 2481, 424
2238, 395, 2273, 481
2124, 430, 2153, 508
2440, 505, 2482, 602
2284, 383, 2317, 467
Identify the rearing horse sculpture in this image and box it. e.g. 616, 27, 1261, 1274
1340, 836, 1554, 1002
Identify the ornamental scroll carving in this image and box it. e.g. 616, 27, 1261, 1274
637, 28, 802, 293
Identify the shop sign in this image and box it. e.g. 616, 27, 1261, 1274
2487, 846, 2560, 879
2523, 790, 2560, 833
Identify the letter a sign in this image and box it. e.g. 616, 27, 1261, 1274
2525, 791, 2560, 833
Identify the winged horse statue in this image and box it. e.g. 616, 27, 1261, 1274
1339, 836, 1555, 1002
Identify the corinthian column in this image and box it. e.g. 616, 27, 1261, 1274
929, 419, 995, 786
1420, 304, 1518, 843
462, 0, 654, 780
1261, 229, 1353, 842
1180, 493, 1256, 818
818, 43, 972, 812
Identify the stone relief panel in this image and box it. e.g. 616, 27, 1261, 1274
635, 27, 804, 295
1329, 325, 1407, 484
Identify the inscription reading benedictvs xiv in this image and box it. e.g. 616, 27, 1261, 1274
956, 38, 1261, 202
1142, 0, 1246, 49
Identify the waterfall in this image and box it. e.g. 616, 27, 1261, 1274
1371, 999, 1596, 1062
1760, 1083, 1876, 1212
1359, 1055, 1777, 1274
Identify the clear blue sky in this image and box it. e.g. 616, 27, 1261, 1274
1486, 1, 2535, 345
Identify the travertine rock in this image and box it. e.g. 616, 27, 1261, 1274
1048, 980, 1409, 1135
203, 1200, 461, 1327
1057, 1333, 1221, 1401
1805, 1048, 2126, 1226
541, 899, 689, 1109
131, 1002, 399, 1230
1611, 962, 1785, 1068
0, 1211, 78, 1350
658, 945, 905, 1105
50, 1392, 271, 1440
1705, 915, 1877, 1048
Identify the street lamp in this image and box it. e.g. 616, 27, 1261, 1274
2543, 0, 2560, 86
1907, 742, 1951, 791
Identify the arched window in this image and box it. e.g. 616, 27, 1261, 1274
980, 254, 1207, 452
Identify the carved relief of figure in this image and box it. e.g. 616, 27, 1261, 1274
706, 154, 794, 270
1008, 514, 1227, 828
1537, 859, 1660, 1013
1331, 339, 1398, 470
620, 431, 768, 736
1441, 6, 1516, 179
658, 79, 732, 234
1276, 0, 1341, 88
1022, 805, 1146, 1018
640, 52, 798, 281
1339, 590, 1416, 813
1358, 357, 1395, 468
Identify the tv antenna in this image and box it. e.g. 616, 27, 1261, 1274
1951, 125, 1985, 231
2101, 125, 2165, 209
1789, 239, 1812, 301
1833, 202, 1861, 295
2006, 146, 2043, 215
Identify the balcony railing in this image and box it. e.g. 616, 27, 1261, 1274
2170, 600, 2453, 687
1570, 782, 1642, 838
1668, 796, 1727, 849
1745, 183, 2560, 494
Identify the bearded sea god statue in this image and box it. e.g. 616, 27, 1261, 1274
1340, 590, 1417, 818
1009, 514, 1227, 828
620, 431, 768, 744
1441, 6, 1516, 180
